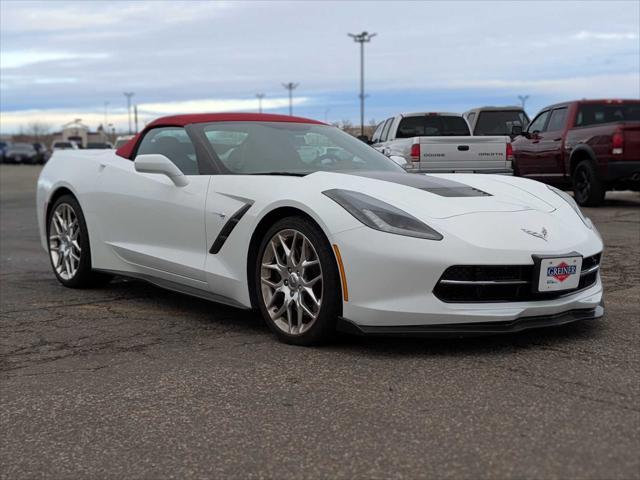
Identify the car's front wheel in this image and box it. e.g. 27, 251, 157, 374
255, 216, 341, 345
47, 194, 111, 288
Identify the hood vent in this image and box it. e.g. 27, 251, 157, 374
350, 171, 492, 197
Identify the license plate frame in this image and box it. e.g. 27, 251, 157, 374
532, 253, 583, 293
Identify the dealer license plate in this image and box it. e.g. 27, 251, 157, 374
537, 256, 582, 292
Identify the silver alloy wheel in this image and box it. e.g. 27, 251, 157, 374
260, 229, 323, 335
49, 203, 81, 280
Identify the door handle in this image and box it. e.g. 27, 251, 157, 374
553, 137, 562, 142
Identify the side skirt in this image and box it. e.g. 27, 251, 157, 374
96, 268, 250, 310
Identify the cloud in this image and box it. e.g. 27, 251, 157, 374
573, 31, 638, 41
0, 51, 108, 69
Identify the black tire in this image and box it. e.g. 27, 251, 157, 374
255, 216, 341, 345
573, 160, 605, 207
47, 194, 112, 288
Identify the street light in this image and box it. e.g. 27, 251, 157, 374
104, 101, 109, 129
518, 95, 530, 110
348, 31, 376, 137
282, 82, 298, 116
123, 92, 134, 134
256, 93, 265, 114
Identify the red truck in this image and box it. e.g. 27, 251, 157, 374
512, 99, 640, 206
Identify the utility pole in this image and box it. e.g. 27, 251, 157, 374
348, 31, 376, 137
518, 95, 530, 110
282, 82, 298, 116
104, 101, 109, 129
134, 105, 139, 133
256, 93, 265, 113
123, 92, 134, 134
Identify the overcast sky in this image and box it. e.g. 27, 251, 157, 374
1, 0, 639, 133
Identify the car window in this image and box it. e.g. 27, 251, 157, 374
528, 111, 550, 133
474, 111, 528, 135
136, 127, 198, 175
396, 116, 470, 138
371, 122, 384, 143
466, 112, 476, 126
575, 103, 640, 126
380, 118, 394, 142
198, 121, 402, 175
546, 108, 568, 131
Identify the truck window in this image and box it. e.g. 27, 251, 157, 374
396, 116, 470, 138
380, 118, 394, 142
575, 103, 640, 127
466, 112, 476, 126
474, 111, 528, 135
546, 108, 568, 131
528, 111, 550, 133
371, 122, 384, 143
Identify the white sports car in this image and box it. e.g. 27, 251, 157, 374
37, 113, 604, 344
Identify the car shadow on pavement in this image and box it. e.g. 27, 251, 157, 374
102, 277, 605, 356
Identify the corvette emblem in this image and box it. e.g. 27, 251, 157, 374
522, 227, 548, 241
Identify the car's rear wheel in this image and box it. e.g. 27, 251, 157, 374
47, 194, 111, 288
573, 160, 605, 207
255, 216, 341, 345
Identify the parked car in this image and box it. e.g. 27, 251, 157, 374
51, 141, 79, 151
37, 112, 603, 345
86, 142, 114, 149
114, 135, 134, 148
464, 106, 529, 139
33, 143, 48, 164
0, 141, 9, 162
512, 99, 640, 206
4, 143, 39, 164
370, 112, 513, 174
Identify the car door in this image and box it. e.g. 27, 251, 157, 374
513, 110, 550, 177
93, 127, 211, 289
534, 107, 568, 178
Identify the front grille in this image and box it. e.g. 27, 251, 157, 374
434, 253, 601, 303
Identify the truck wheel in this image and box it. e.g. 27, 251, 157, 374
573, 160, 605, 207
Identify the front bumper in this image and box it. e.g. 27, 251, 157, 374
338, 303, 604, 337
331, 210, 604, 329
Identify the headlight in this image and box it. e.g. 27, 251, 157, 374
323, 189, 443, 240
547, 185, 593, 229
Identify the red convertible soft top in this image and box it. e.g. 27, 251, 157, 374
116, 112, 325, 160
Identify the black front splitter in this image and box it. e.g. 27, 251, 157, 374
337, 305, 604, 338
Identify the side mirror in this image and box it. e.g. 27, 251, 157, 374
134, 154, 189, 187
511, 125, 523, 136
389, 155, 408, 167
357, 135, 371, 144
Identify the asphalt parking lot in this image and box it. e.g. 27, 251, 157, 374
1, 164, 639, 479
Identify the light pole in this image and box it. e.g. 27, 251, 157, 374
348, 31, 376, 137
123, 92, 134, 134
282, 82, 298, 116
256, 93, 265, 113
518, 95, 530, 110
104, 101, 109, 129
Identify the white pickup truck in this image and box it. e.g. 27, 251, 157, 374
370, 112, 513, 174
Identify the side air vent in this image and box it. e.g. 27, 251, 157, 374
209, 203, 253, 254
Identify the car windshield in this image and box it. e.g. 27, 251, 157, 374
198, 122, 404, 175
11, 143, 35, 152
474, 111, 529, 135
395, 116, 470, 138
